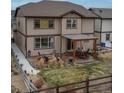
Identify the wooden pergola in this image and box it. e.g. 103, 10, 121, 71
62, 34, 98, 59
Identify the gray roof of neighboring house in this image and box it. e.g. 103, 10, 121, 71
15, 1, 97, 18
89, 8, 112, 19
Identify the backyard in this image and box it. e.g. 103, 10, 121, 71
38, 61, 112, 86
11, 47, 112, 93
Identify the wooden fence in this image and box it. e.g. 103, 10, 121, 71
26, 75, 112, 93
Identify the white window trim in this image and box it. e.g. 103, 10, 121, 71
34, 36, 54, 49
66, 19, 77, 29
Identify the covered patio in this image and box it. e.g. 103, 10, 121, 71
62, 34, 98, 59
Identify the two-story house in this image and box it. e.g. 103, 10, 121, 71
89, 8, 112, 48
14, 1, 98, 58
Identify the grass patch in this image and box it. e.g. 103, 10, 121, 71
38, 62, 111, 86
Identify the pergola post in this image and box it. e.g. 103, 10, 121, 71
80, 41, 83, 48
93, 39, 97, 58
72, 40, 77, 60
71, 40, 73, 49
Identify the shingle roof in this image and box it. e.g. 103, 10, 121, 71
89, 8, 112, 19
15, 1, 97, 18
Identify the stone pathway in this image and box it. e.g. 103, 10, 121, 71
11, 43, 39, 75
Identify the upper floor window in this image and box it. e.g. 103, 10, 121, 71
34, 36, 54, 49
34, 19, 54, 29
34, 20, 40, 28
106, 34, 110, 41
66, 19, 77, 29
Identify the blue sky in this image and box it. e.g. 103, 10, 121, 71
11, 0, 112, 10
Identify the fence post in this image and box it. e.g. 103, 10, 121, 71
56, 86, 59, 93
86, 78, 89, 93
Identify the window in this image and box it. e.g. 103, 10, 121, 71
49, 37, 54, 48
41, 37, 48, 48
40, 19, 49, 28
34, 37, 54, 49
34, 19, 54, 29
66, 19, 77, 29
34, 20, 40, 28
106, 34, 110, 41
35, 38, 40, 49
72, 20, 77, 28
49, 20, 54, 28
67, 20, 71, 28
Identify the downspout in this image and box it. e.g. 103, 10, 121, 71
60, 18, 62, 56
100, 18, 102, 44
25, 17, 27, 58
89, 8, 103, 45
99, 10, 103, 45
81, 17, 83, 34
93, 18, 95, 36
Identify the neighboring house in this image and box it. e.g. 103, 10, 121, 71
11, 10, 16, 29
89, 8, 112, 48
11, 10, 16, 25
11, 10, 16, 40
14, 1, 98, 57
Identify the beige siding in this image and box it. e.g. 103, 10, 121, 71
82, 19, 94, 33
75, 40, 93, 50
61, 38, 67, 53
62, 18, 81, 34
101, 33, 112, 42
27, 18, 61, 35
27, 36, 60, 56
95, 19, 101, 31
82, 34, 94, 49
14, 32, 26, 55
102, 20, 112, 32
82, 40, 93, 49
16, 17, 26, 34
62, 13, 81, 35
94, 33, 100, 44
